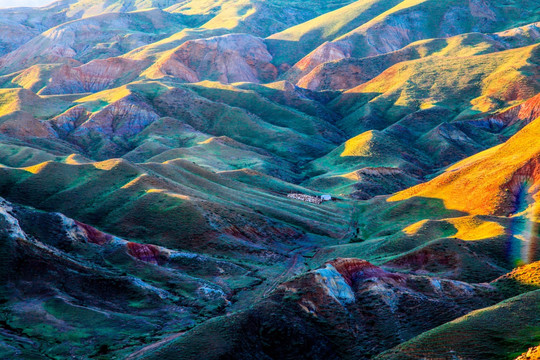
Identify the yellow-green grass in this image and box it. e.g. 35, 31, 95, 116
267, 0, 401, 65
124, 28, 229, 61
389, 116, 540, 215
0, 64, 60, 93
0, 157, 353, 258
169, 0, 358, 37
302, 129, 427, 194
0, 88, 71, 119
74, 81, 171, 112
335, 0, 540, 59
333, 44, 540, 135
493, 261, 540, 297
296, 26, 538, 90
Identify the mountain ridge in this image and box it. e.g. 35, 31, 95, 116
0, 0, 539, 358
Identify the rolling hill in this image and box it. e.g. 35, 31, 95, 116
0, 0, 539, 359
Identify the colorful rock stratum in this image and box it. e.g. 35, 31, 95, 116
0, 0, 539, 359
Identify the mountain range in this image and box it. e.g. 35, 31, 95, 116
0, 0, 539, 359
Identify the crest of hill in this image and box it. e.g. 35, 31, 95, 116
141, 34, 278, 84
375, 290, 540, 360
122, 0, 362, 63
389, 114, 540, 216
167, 0, 358, 37
0, 156, 352, 260
0, 9, 192, 75
296, 22, 540, 91
333, 43, 540, 136
267, 0, 402, 65
289, 0, 540, 78
64, 0, 184, 18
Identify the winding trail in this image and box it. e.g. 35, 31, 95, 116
262, 253, 300, 298
126, 332, 185, 360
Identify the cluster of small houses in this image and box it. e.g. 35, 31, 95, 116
287, 193, 332, 204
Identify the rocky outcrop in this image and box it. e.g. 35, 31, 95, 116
44, 93, 160, 159
298, 23, 540, 91
126, 242, 164, 265
288, 41, 352, 82
49, 105, 90, 135
328, 258, 403, 286
482, 93, 540, 129
73, 219, 113, 245
0, 196, 240, 358
40, 58, 147, 95
0, 10, 184, 75
146, 34, 278, 84
140, 258, 501, 359
68, 94, 160, 157
501, 156, 540, 215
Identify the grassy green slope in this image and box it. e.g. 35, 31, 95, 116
311, 116, 540, 282
286, 0, 539, 82
337, 0, 540, 59
297, 24, 540, 90
0, 9, 193, 75
376, 290, 540, 360
333, 43, 540, 136
0, 157, 352, 258
267, 0, 402, 65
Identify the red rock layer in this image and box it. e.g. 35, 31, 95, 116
74, 220, 112, 245
42, 58, 145, 95
328, 258, 404, 286
155, 34, 277, 84
126, 242, 162, 264
495, 93, 540, 128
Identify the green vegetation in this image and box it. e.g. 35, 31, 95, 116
0, 0, 539, 358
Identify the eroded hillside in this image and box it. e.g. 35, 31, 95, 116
0, 0, 539, 358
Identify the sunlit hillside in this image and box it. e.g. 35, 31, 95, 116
0, 0, 538, 359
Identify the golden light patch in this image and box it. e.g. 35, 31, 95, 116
146, 189, 191, 200
420, 101, 437, 110
23, 161, 52, 174
93, 159, 124, 170
76, 86, 132, 104
447, 216, 506, 241
403, 220, 430, 235
121, 174, 149, 189
197, 137, 216, 145
0, 89, 21, 116
64, 154, 86, 165
340, 131, 375, 157
339, 171, 362, 181
12, 65, 44, 90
